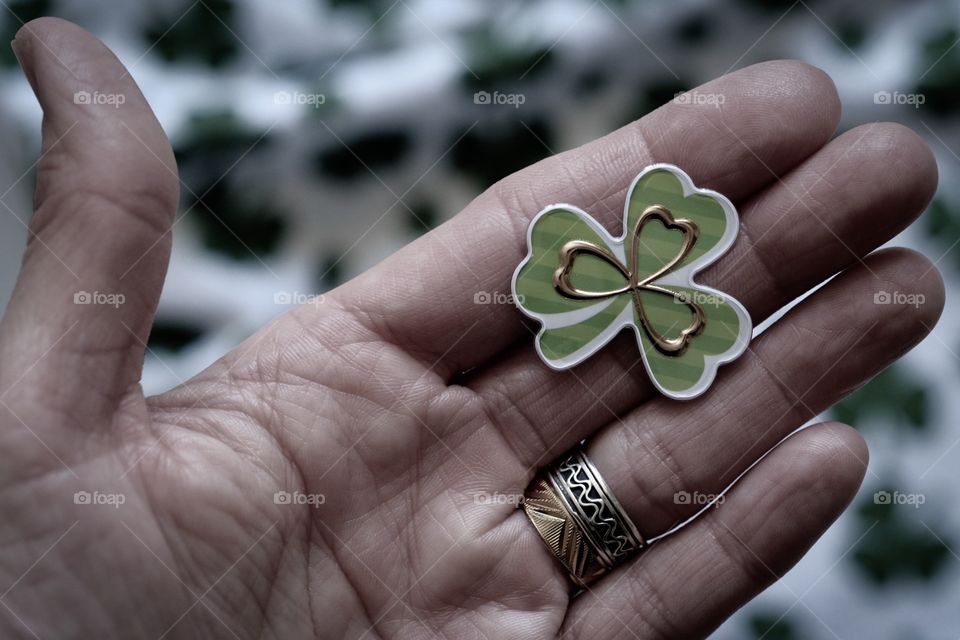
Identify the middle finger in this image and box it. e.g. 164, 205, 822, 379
469, 122, 936, 469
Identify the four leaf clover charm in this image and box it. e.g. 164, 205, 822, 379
511, 163, 752, 401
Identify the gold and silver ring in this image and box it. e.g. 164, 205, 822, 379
523, 447, 646, 587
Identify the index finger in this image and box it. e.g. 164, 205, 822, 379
330, 60, 840, 377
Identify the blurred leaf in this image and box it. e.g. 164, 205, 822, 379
835, 19, 867, 50
304, 89, 339, 117
189, 181, 286, 260
403, 199, 438, 235
831, 365, 929, 432
143, 0, 239, 67
737, 0, 818, 11
176, 110, 273, 203
618, 78, 688, 127
914, 29, 960, 117
449, 117, 553, 189
147, 320, 205, 353
922, 199, 960, 272
315, 128, 412, 181
852, 488, 953, 585
572, 67, 611, 98
748, 611, 799, 640
328, 0, 393, 25
176, 110, 268, 167
674, 12, 714, 45
315, 253, 344, 289
175, 110, 284, 260
0, 0, 51, 67
461, 29, 553, 89
923, 28, 959, 63
925, 199, 955, 236
857, 490, 903, 525
328, 0, 382, 8
645, 80, 689, 111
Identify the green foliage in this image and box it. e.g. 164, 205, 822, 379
852, 488, 953, 585
831, 365, 929, 432
748, 611, 799, 640
737, 0, 818, 12
304, 90, 338, 117
315, 128, 412, 181
315, 253, 344, 289
142, 0, 239, 67
572, 67, 611, 98
176, 110, 267, 164
923, 199, 960, 272
328, 0, 394, 25
461, 29, 554, 90
674, 12, 714, 45
176, 110, 285, 260
328, 0, 383, 8
914, 28, 960, 117
190, 181, 286, 260
835, 19, 867, 50
0, 0, 51, 67
403, 199, 439, 235
147, 320, 204, 353
619, 78, 688, 127
646, 80, 690, 112
449, 117, 553, 189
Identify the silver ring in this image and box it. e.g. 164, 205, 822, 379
549, 448, 646, 566
523, 445, 646, 586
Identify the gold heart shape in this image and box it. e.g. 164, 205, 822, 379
553, 205, 705, 355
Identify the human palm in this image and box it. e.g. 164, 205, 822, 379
0, 18, 944, 640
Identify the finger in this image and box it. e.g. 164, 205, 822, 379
0, 19, 178, 426
585, 248, 942, 539
470, 122, 937, 467
330, 60, 840, 375
563, 422, 868, 640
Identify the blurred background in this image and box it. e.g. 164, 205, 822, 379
0, 0, 957, 637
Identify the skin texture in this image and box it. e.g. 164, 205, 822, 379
0, 17, 945, 640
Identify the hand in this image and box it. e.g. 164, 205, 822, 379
0, 18, 943, 640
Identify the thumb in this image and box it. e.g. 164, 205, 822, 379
0, 18, 178, 433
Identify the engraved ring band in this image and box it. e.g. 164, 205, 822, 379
522, 447, 646, 587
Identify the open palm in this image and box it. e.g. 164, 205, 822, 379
0, 18, 943, 640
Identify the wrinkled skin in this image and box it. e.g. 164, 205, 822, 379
0, 18, 944, 640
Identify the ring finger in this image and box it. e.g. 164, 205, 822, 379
563, 421, 869, 639
586, 247, 943, 542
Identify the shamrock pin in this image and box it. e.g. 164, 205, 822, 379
511, 163, 752, 400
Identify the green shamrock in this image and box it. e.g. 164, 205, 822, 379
511, 164, 752, 400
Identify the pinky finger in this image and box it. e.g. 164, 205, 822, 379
562, 421, 868, 640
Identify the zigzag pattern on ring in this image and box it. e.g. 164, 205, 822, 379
556, 458, 636, 560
